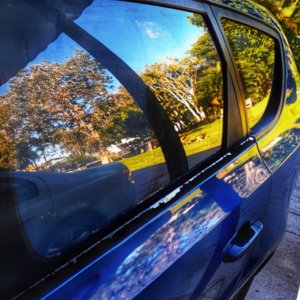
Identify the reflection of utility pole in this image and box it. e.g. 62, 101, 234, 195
99, 148, 112, 164
147, 141, 153, 152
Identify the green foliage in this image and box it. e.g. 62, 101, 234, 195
142, 22, 223, 133
187, 14, 206, 27
252, 0, 300, 72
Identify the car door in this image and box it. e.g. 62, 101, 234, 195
21, 1, 270, 299
212, 4, 291, 291
0, 0, 273, 299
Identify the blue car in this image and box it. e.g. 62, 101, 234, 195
0, 0, 299, 299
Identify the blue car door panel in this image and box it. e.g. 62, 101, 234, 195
40, 140, 271, 299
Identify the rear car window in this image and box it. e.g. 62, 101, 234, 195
221, 18, 275, 130
0, 0, 224, 258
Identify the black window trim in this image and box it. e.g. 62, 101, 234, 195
204, 3, 246, 148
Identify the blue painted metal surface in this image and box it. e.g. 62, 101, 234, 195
1, 0, 299, 299
37, 1, 300, 298
42, 143, 271, 299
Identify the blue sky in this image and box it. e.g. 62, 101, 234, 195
0, 0, 204, 94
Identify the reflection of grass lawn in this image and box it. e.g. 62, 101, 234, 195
121, 87, 300, 173
121, 119, 222, 171
247, 97, 268, 127
121, 147, 165, 172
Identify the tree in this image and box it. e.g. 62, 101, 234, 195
93, 85, 150, 146
142, 58, 207, 132
188, 30, 223, 119
0, 102, 15, 169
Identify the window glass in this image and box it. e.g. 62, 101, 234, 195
221, 19, 275, 129
75, 2, 223, 169
0, 33, 168, 257
0, 0, 223, 258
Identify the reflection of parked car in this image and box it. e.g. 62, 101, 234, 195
0, 163, 135, 258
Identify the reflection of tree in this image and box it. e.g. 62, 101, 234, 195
0, 51, 148, 169
93, 195, 226, 300
252, 0, 300, 72
94, 86, 150, 147
0, 15, 224, 170
142, 19, 223, 133
0, 102, 15, 168
222, 19, 275, 105
142, 60, 206, 131
222, 158, 269, 198
262, 128, 300, 171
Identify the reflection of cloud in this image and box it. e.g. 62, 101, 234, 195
145, 28, 159, 39
137, 21, 168, 39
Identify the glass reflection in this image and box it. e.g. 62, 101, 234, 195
0, 0, 225, 257
75, 1, 223, 169
0, 30, 168, 256
221, 19, 275, 129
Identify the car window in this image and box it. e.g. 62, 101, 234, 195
0, 0, 224, 258
75, 1, 224, 170
221, 18, 275, 130
0, 32, 170, 257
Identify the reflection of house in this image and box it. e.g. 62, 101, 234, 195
106, 137, 155, 158
245, 97, 253, 109
26, 157, 68, 172
106, 145, 122, 154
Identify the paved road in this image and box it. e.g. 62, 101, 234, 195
246, 173, 300, 300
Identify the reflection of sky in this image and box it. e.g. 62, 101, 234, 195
0, 0, 205, 165
0, 33, 84, 94
74, 0, 203, 72
29, 33, 84, 66
0, 82, 9, 94
0, 0, 203, 94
